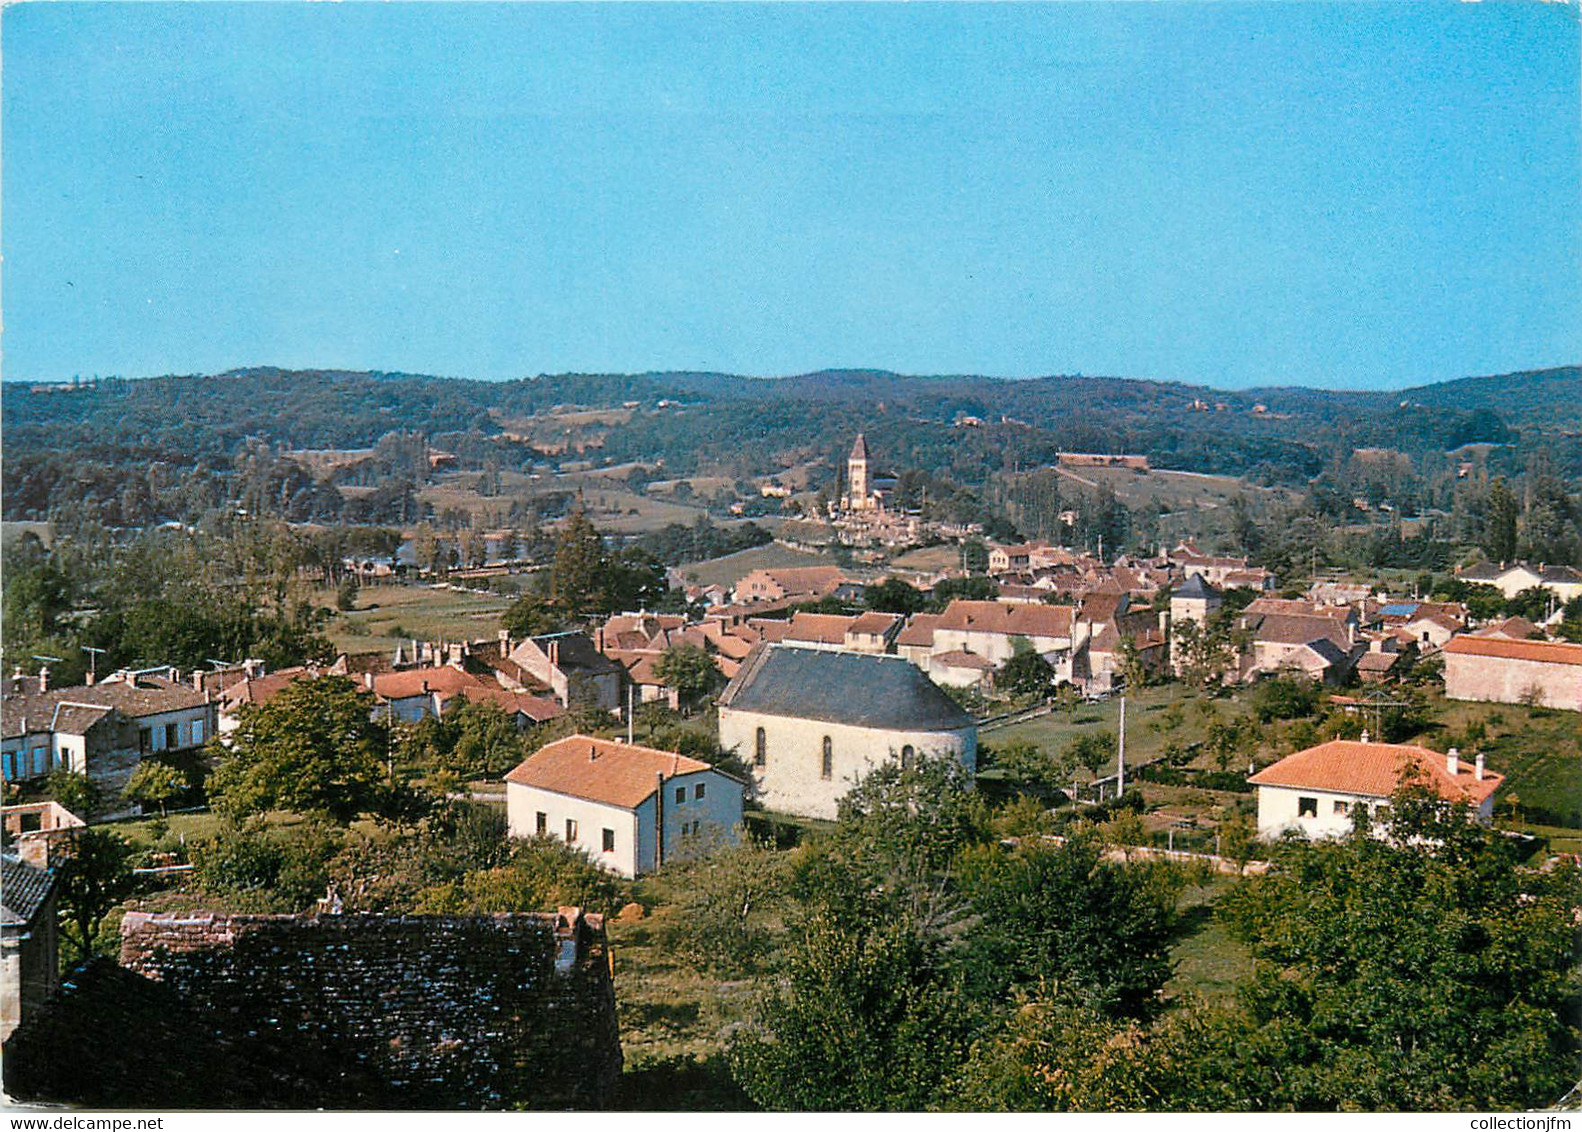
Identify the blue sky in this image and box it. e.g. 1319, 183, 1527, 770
3, 2, 1578, 389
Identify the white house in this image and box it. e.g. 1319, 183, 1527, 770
717, 644, 978, 820
504, 735, 743, 878
1248, 738, 1503, 839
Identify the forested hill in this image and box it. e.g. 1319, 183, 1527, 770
3, 364, 1577, 525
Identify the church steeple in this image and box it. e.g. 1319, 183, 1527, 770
846, 433, 871, 510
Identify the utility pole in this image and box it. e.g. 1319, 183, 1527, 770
1116, 695, 1126, 799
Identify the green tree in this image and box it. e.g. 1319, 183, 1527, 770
1213, 783, 1582, 1110
866, 577, 924, 615
654, 643, 721, 711
671, 837, 790, 977
957, 830, 1179, 1017
550, 507, 608, 616
998, 638, 1054, 697
54, 828, 136, 963
209, 675, 392, 823
44, 769, 101, 817
728, 905, 974, 1111
501, 591, 563, 638
334, 574, 360, 611
1485, 476, 1520, 564
122, 760, 186, 816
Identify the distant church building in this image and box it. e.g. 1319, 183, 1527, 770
842, 433, 879, 512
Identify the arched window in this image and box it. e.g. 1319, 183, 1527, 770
821, 736, 833, 780
901, 744, 915, 769
755, 727, 767, 767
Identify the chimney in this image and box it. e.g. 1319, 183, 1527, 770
192, 670, 204, 691
499, 628, 511, 654
1158, 610, 1170, 638
549, 640, 560, 666
18, 832, 51, 871
596, 627, 606, 652
1475, 752, 1485, 781
1446, 747, 1459, 776
364, 672, 374, 691
37, 666, 49, 693
1360, 729, 1370, 744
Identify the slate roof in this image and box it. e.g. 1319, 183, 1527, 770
1, 853, 56, 927
504, 735, 717, 809
3, 677, 209, 741
1250, 740, 1502, 806
525, 632, 623, 676
718, 644, 975, 733
1172, 574, 1219, 601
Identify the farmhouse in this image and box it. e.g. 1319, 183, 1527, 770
1457, 561, 1582, 603
1442, 635, 1582, 712
718, 644, 977, 820
1249, 738, 1502, 839
505, 735, 743, 877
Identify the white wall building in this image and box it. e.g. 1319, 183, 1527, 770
1249, 738, 1502, 840
718, 644, 978, 820
505, 735, 743, 878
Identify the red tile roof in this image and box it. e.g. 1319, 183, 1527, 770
1249, 739, 1502, 806
784, 613, 858, 645
848, 611, 902, 636
504, 735, 716, 809
1443, 636, 1582, 667
371, 666, 486, 700
895, 613, 941, 648
937, 600, 1074, 639
446, 685, 565, 722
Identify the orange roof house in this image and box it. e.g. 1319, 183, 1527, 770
1249, 738, 1502, 837
504, 736, 743, 877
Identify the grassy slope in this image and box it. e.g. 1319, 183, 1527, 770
319, 582, 511, 654
676, 542, 837, 590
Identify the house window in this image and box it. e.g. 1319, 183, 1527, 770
565, 818, 578, 842
694, 783, 706, 801
536, 811, 547, 836
1298, 797, 1318, 818
821, 737, 833, 780
2, 751, 13, 779
675, 786, 686, 805
602, 828, 616, 853
754, 727, 766, 767
31, 747, 48, 776
139, 728, 152, 755
191, 719, 204, 744
1332, 800, 1350, 816
901, 745, 915, 769
165, 723, 179, 749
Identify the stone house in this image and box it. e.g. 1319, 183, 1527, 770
1249, 739, 1502, 839
718, 644, 978, 820
1442, 635, 1582, 712
509, 633, 623, 712
505, 735, 743, 877
1, 852, 59, 1043
732, 565, 845, 605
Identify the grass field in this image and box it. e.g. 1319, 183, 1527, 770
890, 544, 963, 573
677, 542, 837, 590
319, 582, 512, 654
1165, 878, 1254, 1006
986, 684, 1237, 777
